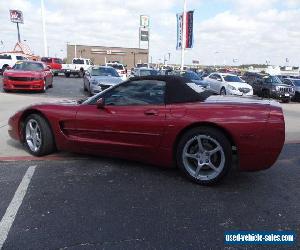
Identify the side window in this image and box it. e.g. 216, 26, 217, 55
265, 77, 272, 84
215, 74, 222, 81
0, 54, 12, 60
209, 74, 215, 79
103, 80, 166, 106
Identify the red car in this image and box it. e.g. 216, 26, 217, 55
41, 57, 63, 76
8, 76, 285, 185
3, 61, 53, 92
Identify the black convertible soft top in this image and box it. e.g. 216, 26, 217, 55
129, 75, 213, 104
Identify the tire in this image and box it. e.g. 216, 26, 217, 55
41, 80, 46, 93
54, 73, 58, 76
220, 87, 226, 95
176, 127, 232, 185
83, 81, 87, 91
262, 89, 270, 98
78, 69, 84, 78
1, 65, 8, 74
65, 73, 70, 78
23, 114, 55, 156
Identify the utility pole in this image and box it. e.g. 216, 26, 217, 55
180, 0, 187, 71
41, 0, 48, 56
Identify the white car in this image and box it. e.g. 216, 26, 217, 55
0, 53, 28, 74
205, 73, 253, 96
106, 63, 127, 80
62, 58, 93, 78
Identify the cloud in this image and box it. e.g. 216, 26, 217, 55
0, 0, 300, 65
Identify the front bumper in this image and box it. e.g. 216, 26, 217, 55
270, 91, 294, 100
227, 88, 253, 96
3, 79, 44, 91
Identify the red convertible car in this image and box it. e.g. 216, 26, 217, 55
3, 60, 53, 92
8, 76, 285, 185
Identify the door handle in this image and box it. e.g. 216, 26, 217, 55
144, 110, 158, 116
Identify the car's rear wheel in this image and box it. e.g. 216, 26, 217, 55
65, 73, 70, 78
177, 127, 232, 185
23, 114, 55, 156
220, 87, 226, 95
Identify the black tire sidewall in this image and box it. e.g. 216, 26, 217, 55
23, 114, 55, 156
176, 127, 232, 185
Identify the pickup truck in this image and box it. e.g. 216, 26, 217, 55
0, 53, 28, 74
62, 58, 93, 78
41, 57, 63, 76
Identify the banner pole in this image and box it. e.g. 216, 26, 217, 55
180, 0, 187, 71
41, 0, 48, 57
16, 23, 21, 42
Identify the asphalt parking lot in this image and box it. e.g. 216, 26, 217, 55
0, 76, 300, 249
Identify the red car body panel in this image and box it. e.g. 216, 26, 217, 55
8, 96, 285, 171
3, 66, 53, 91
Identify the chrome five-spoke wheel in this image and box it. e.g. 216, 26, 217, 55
177, 127, 232, 185
25, 119, 42, 152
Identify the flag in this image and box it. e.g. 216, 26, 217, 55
176, 11, 194, 50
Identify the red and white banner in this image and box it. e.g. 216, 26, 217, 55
176, 11, 194, 50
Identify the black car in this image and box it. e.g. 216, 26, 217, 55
243, 72, 295, 102
283, 78, 300, 101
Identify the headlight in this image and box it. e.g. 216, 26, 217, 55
227, 85, 236, 90
91, 80, 98, 85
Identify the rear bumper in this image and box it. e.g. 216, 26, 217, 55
3, 79, 44, 91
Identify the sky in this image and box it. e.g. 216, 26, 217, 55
1, 0, 300, 66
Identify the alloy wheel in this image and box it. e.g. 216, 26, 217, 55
25, 119, 42, 152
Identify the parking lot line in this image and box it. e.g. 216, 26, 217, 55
0, 165, 36, 249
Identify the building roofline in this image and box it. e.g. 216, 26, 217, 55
67, 44, 148, 51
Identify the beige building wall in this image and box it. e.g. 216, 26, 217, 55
67, 44, 148, 69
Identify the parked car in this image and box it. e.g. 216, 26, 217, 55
41, 57, 63, 76
8, 75, 284, 185
2, 61, 53, 92
0, 53, 28, 74
132, 68, 159, 77
105, 63, 127, 80
62, 58, 93, 78
170, 70, 209, 88
205, 73, 253, 96
244, 73, 295, 103
83, 66, 123, 95
283, 78, 300, 101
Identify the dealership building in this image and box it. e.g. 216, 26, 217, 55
66, 44, 148, 69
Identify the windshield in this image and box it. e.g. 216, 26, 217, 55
108, 64, 124, 70
13, 61, 44, 71
269, 76, 283, 85
91, 67, 119, 77
293, 79, 300, 86
54, 58, 63, 64
223, 75, 243, 82
182, 71, 200, 80
73, 59, 84, 64
139, 69, 158, 76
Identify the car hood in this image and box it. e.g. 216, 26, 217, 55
4, 70, 43, 78
226, 82, 252, 88
92, 76, 123, 85
192, 79, 209, 87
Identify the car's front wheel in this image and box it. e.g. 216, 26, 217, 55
23, 114, 55, 156
177, 127, 232, 185
220, 87, 226, 95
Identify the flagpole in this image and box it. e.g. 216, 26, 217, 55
180, 0, 187, 71
41, 0, 48, 57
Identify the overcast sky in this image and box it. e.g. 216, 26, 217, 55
1, 0, 300, 65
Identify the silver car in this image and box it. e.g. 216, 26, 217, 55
83, 66, 123, 95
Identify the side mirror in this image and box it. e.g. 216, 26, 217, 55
96, 98, 105, 109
